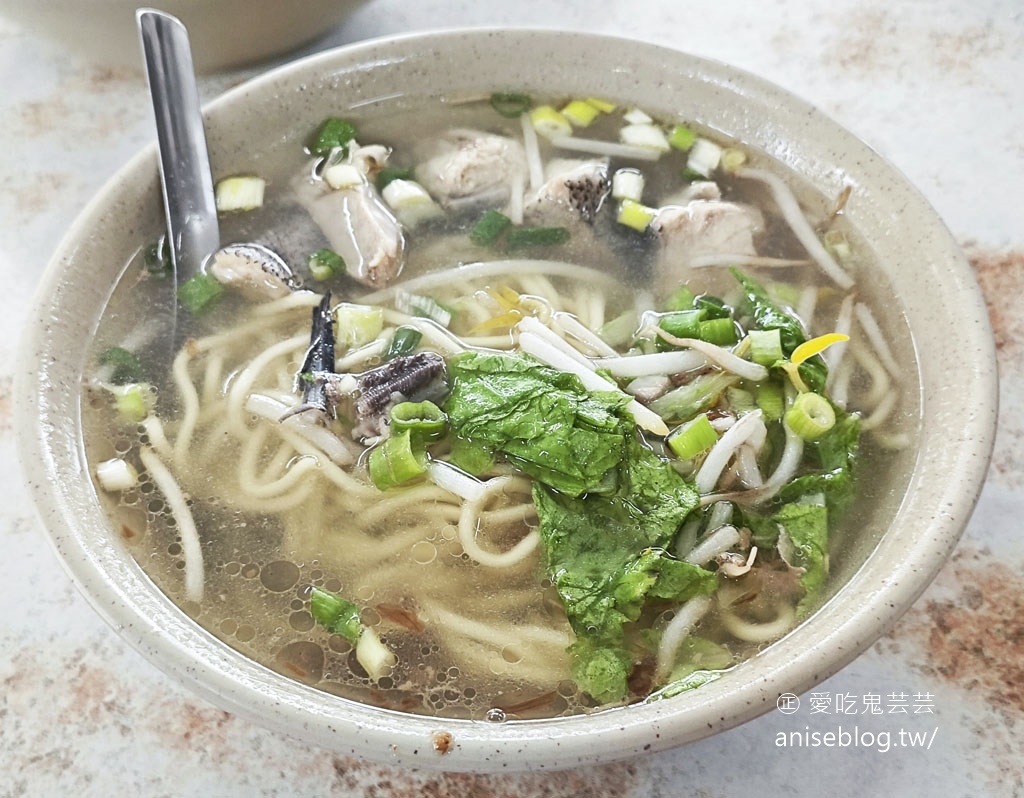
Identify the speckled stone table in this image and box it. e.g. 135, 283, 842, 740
2, 2, 1021, 796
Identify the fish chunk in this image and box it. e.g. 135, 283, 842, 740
652, 199, 765, 294
416, 129, 527, 212
208, 243, 295, 300
294, 177, 406, 289
525, 159, 610, 224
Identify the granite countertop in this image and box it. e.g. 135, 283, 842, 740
1, 2, 1021, 796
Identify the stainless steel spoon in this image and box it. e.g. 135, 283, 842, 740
136, 8, 220, 283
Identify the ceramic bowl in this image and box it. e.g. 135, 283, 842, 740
15, 29, 997, 772
0, 0, 367, 72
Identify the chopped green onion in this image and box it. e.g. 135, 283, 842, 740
322, 162, 364, 190
95, 457, 139, 493
668, 124, 697, 152
561, 99, 601, 127
355, 626, 396, 679
619, 123, 671, 153
530, 105, 573, 139
100, 346, 145, 384
611, 168, 645, 203
111, 383, 156, 423
490, 91, 532, 118
335, 303, 383, 348
600, 310, 640, 348
664, 285, 697, 312
179, 272, 224, 315
214, 176, 265, 212
785, 391, 836, 440
308, 248, 346, 281
310, 117, 358, 157
755, 381, 785, 420
385, 326, 423, 360
469, 209, 512, 247
725, 386, 757, 414
585, 97, 617, 113
748, 328, 784, 366
394, 290, 453, 326
693, 294, 732, 320
505, 226, 570, 251
697, 317, 738, 346
686, 138, 724, 177
667, 414, 719, 460
309, 586, 362, 644
368, 430, 428, 490
381, 179, 443, 227
616, 199, 657, 232
649, 371, 739, 422
376, 165, 415, 191
656, 310, 704, 349
623, 107, 653, 125
720, 147, 748, 173
390, 400, 447, 442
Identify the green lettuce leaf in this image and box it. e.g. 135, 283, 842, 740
775, 497, 829, 615
533, 437, 714, 702
444, 351, 631, 496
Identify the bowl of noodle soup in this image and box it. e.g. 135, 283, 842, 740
16, 29, 996, 771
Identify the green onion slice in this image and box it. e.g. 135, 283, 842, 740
308, 248, 346, 281
697, 317, 738, 346
667, 413, 719, 460
469, 209, 512, 247
309, 586, 362, 644
178, 272, 224, 315
785, 391, 836, 440
748, 328, 784, 366
505, 226, 570, 251
490, 91, 532, 118
368, 430, 428, 490
310, 117, 358, 158
390, 400, 447, 443
385, 327, 423, 361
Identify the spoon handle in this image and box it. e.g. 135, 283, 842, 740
137, 8, 220, 282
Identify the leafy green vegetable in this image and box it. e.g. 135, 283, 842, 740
444, 349, 717, 703
646, 636, 734, 701
444, 351, 631, 496
778, 410, 860, 518
775, 497, 829, 615
309, 586, 362, 644
648, 371, 739, 423
732, 270, 827, 392
532, 435, 712, 702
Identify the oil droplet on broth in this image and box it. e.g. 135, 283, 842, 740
411, 540, 437, 565
260, 560, 301, 592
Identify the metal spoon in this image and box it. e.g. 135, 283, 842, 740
136, 8, 220, 284
137, 8, 296, 311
